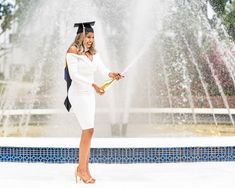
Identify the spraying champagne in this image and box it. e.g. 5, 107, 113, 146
99, 54, 142, 91
99, 34, 154, 92
99, 55, 141, 91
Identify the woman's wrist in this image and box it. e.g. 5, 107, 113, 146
92, 83, 96, 88
109, 72, 116, 79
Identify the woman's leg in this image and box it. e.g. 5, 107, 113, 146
77, 128, 94, 180
86, 146, 95, 179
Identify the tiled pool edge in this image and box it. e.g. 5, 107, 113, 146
0, 146, 235, 163
1, 137, 235, 163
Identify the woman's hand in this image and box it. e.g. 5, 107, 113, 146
92, 83, 105, 95
108, 72, 124, 80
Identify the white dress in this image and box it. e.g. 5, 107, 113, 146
66, 53, 110, 130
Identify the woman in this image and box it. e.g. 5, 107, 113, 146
65, 21, 122, 184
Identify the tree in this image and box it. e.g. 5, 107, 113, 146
210, 0, 235, 40
0, 0, 14, 35
209, 0, 226, 15
0, 0, 35, 36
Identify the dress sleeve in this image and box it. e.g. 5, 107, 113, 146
96, 54, 110, 77
66, 53, 93, 85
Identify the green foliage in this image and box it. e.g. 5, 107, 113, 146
210, 0, 235, 40
0, 0, 35, 35
225, 10, 235, 39
209, 0, 226, 15
0, 0, 14, 34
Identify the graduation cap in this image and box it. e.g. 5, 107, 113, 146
74, 21, 95, 34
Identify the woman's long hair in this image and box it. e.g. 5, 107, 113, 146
68, 32, 96, 55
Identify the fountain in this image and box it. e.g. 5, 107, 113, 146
1, 0, 235, 137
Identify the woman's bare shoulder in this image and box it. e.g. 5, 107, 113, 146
67, 46, 78, 54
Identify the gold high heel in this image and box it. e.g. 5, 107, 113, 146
74, 168, 81, 183
74, 167, 95, 184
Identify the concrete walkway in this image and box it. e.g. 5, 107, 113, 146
0, 162, 234, 188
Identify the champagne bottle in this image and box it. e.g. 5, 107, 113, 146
100, 79, 115, 91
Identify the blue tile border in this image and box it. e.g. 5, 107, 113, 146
0, 146, 234, 163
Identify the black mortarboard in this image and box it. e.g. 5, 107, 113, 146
74, 21, 95, 34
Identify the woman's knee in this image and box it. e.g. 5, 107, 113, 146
83, 128, 94, 136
